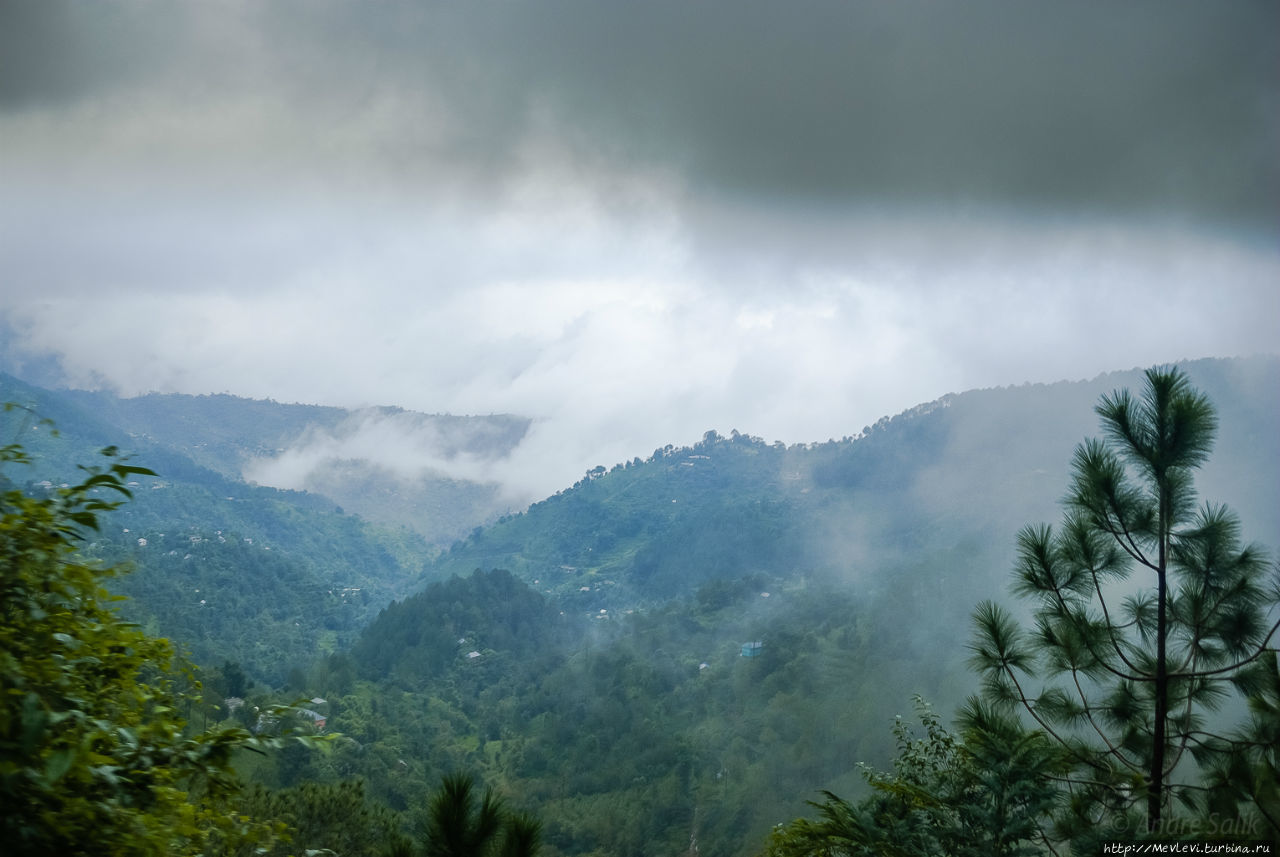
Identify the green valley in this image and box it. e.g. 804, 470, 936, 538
2, 356, 1277, 855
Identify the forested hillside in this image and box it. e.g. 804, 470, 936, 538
65, 389, 532, 543
3, 356, 1276, 855
317, 357, 1277, 855
333, 356, 1277, 854
0, 374, 428, 684
2, 374, 530, 544
425, 357, 1279, 616
307, 567, 973, 853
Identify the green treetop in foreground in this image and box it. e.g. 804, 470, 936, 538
768, 367, 1279, 856
0, 430, 287, 856
970, 366, 1280, 843
764, 697, 1060, 857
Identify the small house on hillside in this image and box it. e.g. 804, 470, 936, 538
741, 641, 763, 658
298, 709, 327, 731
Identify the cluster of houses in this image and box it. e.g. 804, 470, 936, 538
251, 697, 329, 733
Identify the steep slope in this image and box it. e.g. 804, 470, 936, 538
332, 356, 1278, 855
422, 357, 1280, 617
1, 374, 427, 684
6, 358, 1275, 855
43, 384, 531, 544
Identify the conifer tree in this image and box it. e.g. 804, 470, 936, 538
763, 697, 1058, 857
969, 367, 1280, 839
416, 772, 541, 857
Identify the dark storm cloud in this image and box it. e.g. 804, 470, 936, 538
474, 0, 1280, 221
3, 0, 1276, 222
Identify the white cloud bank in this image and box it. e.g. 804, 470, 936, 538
3, 190, 1275, 502
1, 1, 1277, 502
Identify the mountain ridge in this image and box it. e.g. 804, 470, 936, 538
1, 374, 532, 544
417, 356, 1279, 610
4, 356, 1276, 854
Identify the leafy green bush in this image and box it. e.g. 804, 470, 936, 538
0, 435, 287, 855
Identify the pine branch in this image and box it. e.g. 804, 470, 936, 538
1169, 623, 1280, 680
1086, 559, 1151, 680
1070, 667, 1143, 776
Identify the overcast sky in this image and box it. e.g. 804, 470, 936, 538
1, 0, 1277, 500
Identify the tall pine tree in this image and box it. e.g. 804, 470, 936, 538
970, 366, 1280, 841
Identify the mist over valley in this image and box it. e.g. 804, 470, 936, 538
2, 1, 1278, 853
3, 356, 1277, 853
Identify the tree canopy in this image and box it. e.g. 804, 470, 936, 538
969, 366, 1280, 845
0, 433, 283, 855
770, 366, 1280, 855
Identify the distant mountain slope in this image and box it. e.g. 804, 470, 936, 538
339, 356, 1278, 855
237, 406, 531, 543
0, 374, 429, 684
420, 357, 1280, 622
2, 377, 531, 544
57, 388, 352, 477
6, 358, 1275, 855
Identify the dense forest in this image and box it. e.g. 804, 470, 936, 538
2, 357, 1278, 855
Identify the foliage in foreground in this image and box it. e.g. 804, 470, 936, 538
763, 697, 1059, 857
769, 367, 1280, 855
227, 779, 405, 857
377, 771, 540, 857
969, 366, 1280, 844
0, 432, 287, 856
420, 771, 541, 857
